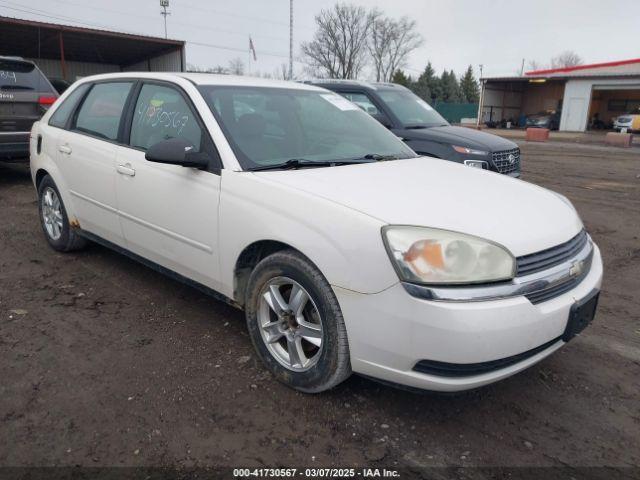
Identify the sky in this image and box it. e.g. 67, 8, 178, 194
3, 0, 640, 80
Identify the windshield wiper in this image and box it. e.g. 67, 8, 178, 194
355, 153, 401, 161
248, 158, 372, 171
404, 123, 448, 129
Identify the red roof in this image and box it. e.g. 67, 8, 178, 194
525, 58, 640, 76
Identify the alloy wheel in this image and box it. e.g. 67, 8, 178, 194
42, 187, 63, 241
258, 276, 323, 372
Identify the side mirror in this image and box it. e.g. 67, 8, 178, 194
145, 138, 209, 169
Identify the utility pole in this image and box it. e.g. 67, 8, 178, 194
479, 64, 484, 79
289, 0, 293, 80
160, 0, 170, 39
520, 58, 525, 76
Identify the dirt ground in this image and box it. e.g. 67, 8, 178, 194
0, 143, 639, 473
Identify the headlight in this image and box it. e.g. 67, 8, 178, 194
453, 145, 488, 156
382, 226, 516, 285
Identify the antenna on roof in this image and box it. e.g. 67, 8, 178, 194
160, 0, 170, 39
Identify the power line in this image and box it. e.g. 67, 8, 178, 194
42, 0, 291, 43
0, 2, 295, 61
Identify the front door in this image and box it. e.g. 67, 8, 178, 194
114, 82, 222, 289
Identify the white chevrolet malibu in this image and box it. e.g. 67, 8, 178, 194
30, 73, 602, 393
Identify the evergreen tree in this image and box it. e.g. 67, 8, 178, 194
413, 62, 438, 102
441, 69, 461, 103
459, 65, 480, 103
391, 69, 413, 88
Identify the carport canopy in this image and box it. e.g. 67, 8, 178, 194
0, 16, 184, 69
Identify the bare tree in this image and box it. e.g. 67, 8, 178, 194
187, 63, 228, 74
369, 15, 423, 82
551, 50, 583, 68
301, 3, 374, 79
526, 59, 546, 72
228, 57, 245, 76
273, 63, 289, 80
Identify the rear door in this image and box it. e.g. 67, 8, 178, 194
56, 81, 134, 245
0, 58, 56, 156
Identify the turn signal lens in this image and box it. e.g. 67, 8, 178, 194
452, 145, 489, 156
383, 226, 516, 285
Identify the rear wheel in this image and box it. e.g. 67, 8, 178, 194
245, 250, 351, 393
37, 175, 86, 252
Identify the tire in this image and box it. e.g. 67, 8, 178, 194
37, 175, 87, 252
245, 250, 351, 393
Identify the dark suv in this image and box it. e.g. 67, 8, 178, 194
1, 57, 58, 162
306, 80, 521, 177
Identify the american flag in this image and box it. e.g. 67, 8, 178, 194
249, 37, 257, 61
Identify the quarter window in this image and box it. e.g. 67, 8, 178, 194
129, 84, 202, 151
49, 83, 90, 129
74, 82, 133, 140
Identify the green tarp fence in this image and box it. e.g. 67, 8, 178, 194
434, 103, 479, 123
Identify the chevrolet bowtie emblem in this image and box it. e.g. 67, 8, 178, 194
569, 260, 584, 277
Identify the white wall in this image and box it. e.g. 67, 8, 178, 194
28, 48, 184, 81
560, 78, 640, 131
481, 85, 523, 122
27, 58, 119, 80
121, 49, 184, 72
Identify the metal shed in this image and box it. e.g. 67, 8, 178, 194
0, 16, 185, 82
479, 58, 640, 132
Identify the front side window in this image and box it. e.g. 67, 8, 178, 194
199, 86, 415, 170
74, 82, 133, 140
377, 88, 449, 128
130, 84, 203, 151
49, 83, 90, 129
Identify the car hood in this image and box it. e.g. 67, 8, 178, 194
254, 157, 583, 257
398, 125, 517, 151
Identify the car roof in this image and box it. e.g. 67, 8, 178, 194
302, 79, 409, 92
0, 55, 35, 66
69, 72, 327, 92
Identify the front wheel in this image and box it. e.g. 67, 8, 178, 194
245, 250, 351, 393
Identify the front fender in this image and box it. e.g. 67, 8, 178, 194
218, 171, 399, 298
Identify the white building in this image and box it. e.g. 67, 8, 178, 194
479, 58, 640, 132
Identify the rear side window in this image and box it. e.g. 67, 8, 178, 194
129, 83, 202, 151
340, 92, 380, 115
49, 84, 90, 129
0, 59, 54, 92
74, 82, 133, 140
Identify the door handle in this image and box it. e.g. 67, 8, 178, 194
116, 164, 136, 177
58, 145, 72, 154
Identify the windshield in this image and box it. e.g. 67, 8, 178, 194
198, 86, 416, 170
377, 88, 448, 128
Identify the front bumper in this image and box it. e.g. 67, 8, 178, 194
335, 244, 602, 392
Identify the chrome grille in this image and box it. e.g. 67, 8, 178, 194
516, 230, 588, 277
492, 148, 521, 174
